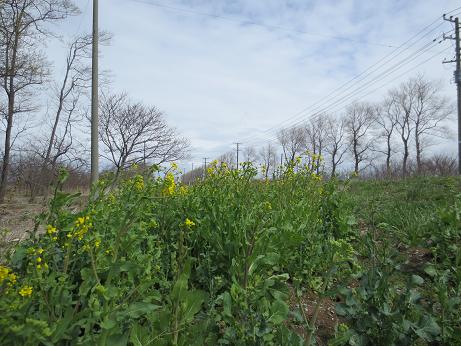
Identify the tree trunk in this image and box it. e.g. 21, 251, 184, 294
353, 138, 359, 174
0, 92, 15, 203
385, 135, 391, 176
402, 140, 409, 177
415, 132, 421, 174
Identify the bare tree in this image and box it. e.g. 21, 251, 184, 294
217, 151, 236, 168
325, 115, 348, 177
242, 145, 257, 164
99, 93, 189, 177
0, 0, 78, 203
277, 125, 306, 164
392, 81, 415, 177
375, 96, 398, 176
24, 34, 93, 199
258, 143, 277, 179
305, 114, 329, 174
344, 102, 375, 174
410, 76, 453, 172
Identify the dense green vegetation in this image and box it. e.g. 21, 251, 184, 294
0, 162, 460, 345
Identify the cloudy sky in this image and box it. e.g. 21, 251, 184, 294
50, 0, 461, 168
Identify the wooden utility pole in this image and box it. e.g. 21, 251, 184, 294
443, 14, 461, 174
91, 0, 99, 184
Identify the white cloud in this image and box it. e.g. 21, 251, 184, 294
41, 0, 461, 167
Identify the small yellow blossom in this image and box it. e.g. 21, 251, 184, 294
37, 248, 44, 254
19, 285, 33, 297
36, 257, 42, 263
52, 237, 58, 241
162, 173, 176, 196
46, 225, 57, 235
0, 265, 10, 284
94, 240, 101, 248
133, 175, 144, 191
73, 215, 92, 240
184, 218, 196, 228
8, 273, 17, 284
36, 264, 42, 270
171, 162, 178, 171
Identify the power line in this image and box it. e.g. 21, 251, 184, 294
246, 46, 451, 148
243, 30, 448, 147
238, 17, 455, 144
131, 0, 398, 48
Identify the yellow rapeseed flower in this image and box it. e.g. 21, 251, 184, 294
184, 218, 195, 228
19, 285, 33, 297
163, 173, 176, 196
8, 273, 17, 284
0, 265, 10, 284
46, 225, 57, 235
94, 240, 101, 248
133, 175, 144, 191
36, 257, 42, 263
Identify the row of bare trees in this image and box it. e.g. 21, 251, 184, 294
275, 75, 453, 177
0, 0, 189, 202
182, 75, 454, 183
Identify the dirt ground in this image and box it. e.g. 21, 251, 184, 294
0, 196, 47, 243
288, 285, 342, 344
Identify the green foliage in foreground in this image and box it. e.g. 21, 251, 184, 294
0, 167, 460, 345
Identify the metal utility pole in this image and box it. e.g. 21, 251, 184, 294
90, 0, 99, 184
443, 14, 461, 174
234, 142, 241, 169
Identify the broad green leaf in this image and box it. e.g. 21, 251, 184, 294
267, 300, 289, 324
126, 302, 161, 319
411, 274, 424, 286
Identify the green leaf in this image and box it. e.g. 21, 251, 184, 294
423, 265, 437, 277
222, 292, 232, 317
181, 290, 206, 323
411, 274, 424, 286
101, 317, 117, 330
335, 303, 348, 317
125, 302, 161, 319
415, 316, 441, 341
268, 300, 289, 324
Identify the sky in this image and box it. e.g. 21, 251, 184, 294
47, 0, 461, 169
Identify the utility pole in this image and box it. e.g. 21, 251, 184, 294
203, 157, 209, 178
90, 0, 99, 184
443, 14, 461, 174
234, 142, 241, 169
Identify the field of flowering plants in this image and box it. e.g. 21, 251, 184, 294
0, 160, 460, 345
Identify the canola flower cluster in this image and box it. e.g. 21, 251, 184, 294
47, 225, 58, 241
18, 285, 33, 297
0, 265, 17, 286
133, 175, 144, 191
163, 172, 176, 196
71, 216, 92, 241
27, 247, 49, 270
